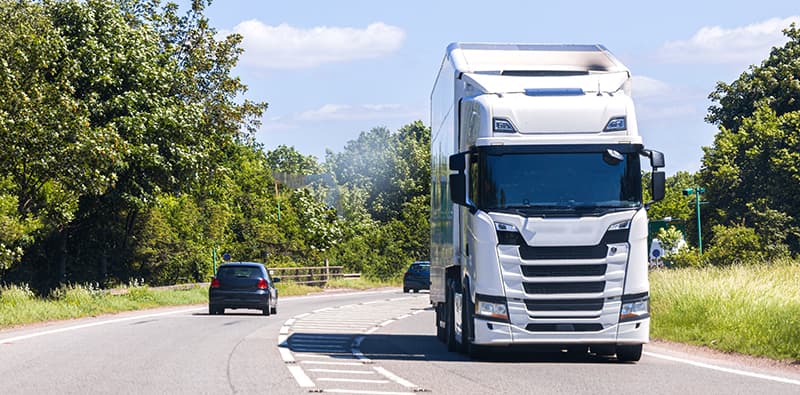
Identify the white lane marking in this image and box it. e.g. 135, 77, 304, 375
378, 319, 395, 327
279, 326, 290, 335
286, 365, 315, 387
396, 314, 411, 320
277, 334, 288, 345
313, 307, 334, 313
318, 378, 390, 384
290, 338, 352, 344
365, 326, 380, 334
290, 344, 349, 350
323, 390, 414, 395
644, 352, 800, 386
291, 334, 353, 339
295, 354, 356, 359
308, 368, 375, 375
293, 312, 311, 319
300, 360, 364, 366
0, 307, 203, 345
279, 347, 295, 363
373, 367, 418, 389
412, 309, 426, 315
283, 318, 296, 326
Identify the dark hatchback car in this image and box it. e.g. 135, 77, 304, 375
209, 262, 279, 316
403, 261, 430, 293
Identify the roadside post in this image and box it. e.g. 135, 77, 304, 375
682, 187, 707, 254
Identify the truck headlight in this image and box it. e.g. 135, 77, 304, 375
476, 299, 509, 321
619, 294, 649, 322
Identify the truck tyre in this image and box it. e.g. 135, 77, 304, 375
616, 344, 642, 362
435, 304, 446, 342
462, 287, 485, 359
446, 280, 459, 352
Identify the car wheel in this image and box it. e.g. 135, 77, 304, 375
403, 287, 409, 293
270, 306, 277, 315
208, 305, 215, 315
217, 307, 225, 315
616, 344, 642, 362
413, 288, 419, 293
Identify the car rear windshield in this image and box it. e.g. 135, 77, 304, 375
218, 266, 263, 279
410, 264, 430, 273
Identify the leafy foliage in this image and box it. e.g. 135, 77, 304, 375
699, 23, 800, 260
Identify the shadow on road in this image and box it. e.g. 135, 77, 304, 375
285, 331, 622, 364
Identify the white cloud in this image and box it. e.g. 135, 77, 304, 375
630, 76, 706, 122
294, 103, 422, 122
657, 16, 800, 64
227, 21, 405, 69
631, 76, 672, 99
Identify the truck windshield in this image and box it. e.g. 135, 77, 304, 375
472, 147, 642, 216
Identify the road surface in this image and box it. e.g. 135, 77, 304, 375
1, 289, 798, 394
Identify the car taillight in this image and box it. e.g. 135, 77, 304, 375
257, 278, 268, 289
211, 278, 220, 288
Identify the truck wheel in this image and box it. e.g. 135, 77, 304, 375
462, 289, 484, 359
446, 280, 458, 352
435, 304, 446, 342
616, 345, 642, 362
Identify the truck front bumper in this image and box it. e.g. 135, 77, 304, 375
472, 316, 649, 346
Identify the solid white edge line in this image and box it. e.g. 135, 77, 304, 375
396, 314, 411, 320
373, 366, 418, 388
283, 318, 296, 326
365, 326, 380, 334
643, 352, 800, 386
0, 307, 203, 344
286, 365, 315, 388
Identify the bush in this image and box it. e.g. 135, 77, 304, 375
667, 247, 705, 268
705, 224, 764, 266
0, 284, 35, 306
50, 283, 100, 305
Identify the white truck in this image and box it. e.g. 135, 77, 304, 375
430, 43, 665, 361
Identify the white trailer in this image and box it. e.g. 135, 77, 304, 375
430, 43, 665, 361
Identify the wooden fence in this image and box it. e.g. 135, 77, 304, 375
268, 265, 361, 286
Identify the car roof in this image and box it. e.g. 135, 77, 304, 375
218, 262, 265, 268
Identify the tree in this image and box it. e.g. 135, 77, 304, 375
700, 23, 800, 257
707, 24, 800, 132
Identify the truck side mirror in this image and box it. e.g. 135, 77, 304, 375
449, 173, 467, 206
651, 171, 666, 202
649, 150, 665, 169
449, 152, 466, 171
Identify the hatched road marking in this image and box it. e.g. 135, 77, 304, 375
278, 293, 429, 393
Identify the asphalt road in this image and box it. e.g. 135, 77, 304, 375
1, 289, 798, 395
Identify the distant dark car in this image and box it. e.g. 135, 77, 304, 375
403, 261, 430, 293
209, 262, 280, 316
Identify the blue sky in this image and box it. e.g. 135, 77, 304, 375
203, 0, 798, 174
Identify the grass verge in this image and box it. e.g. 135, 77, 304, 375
650, 260, 800, 361
0, 277, 399, 330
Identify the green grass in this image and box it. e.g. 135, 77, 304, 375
0, 277, 398, 329
650, 260, 800, 361
0, 283, 208, 329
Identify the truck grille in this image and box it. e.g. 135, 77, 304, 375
521, 264, 607, 277
524, 298, 604, 311
525, 323, 604, 332
523, 281, 605, 294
